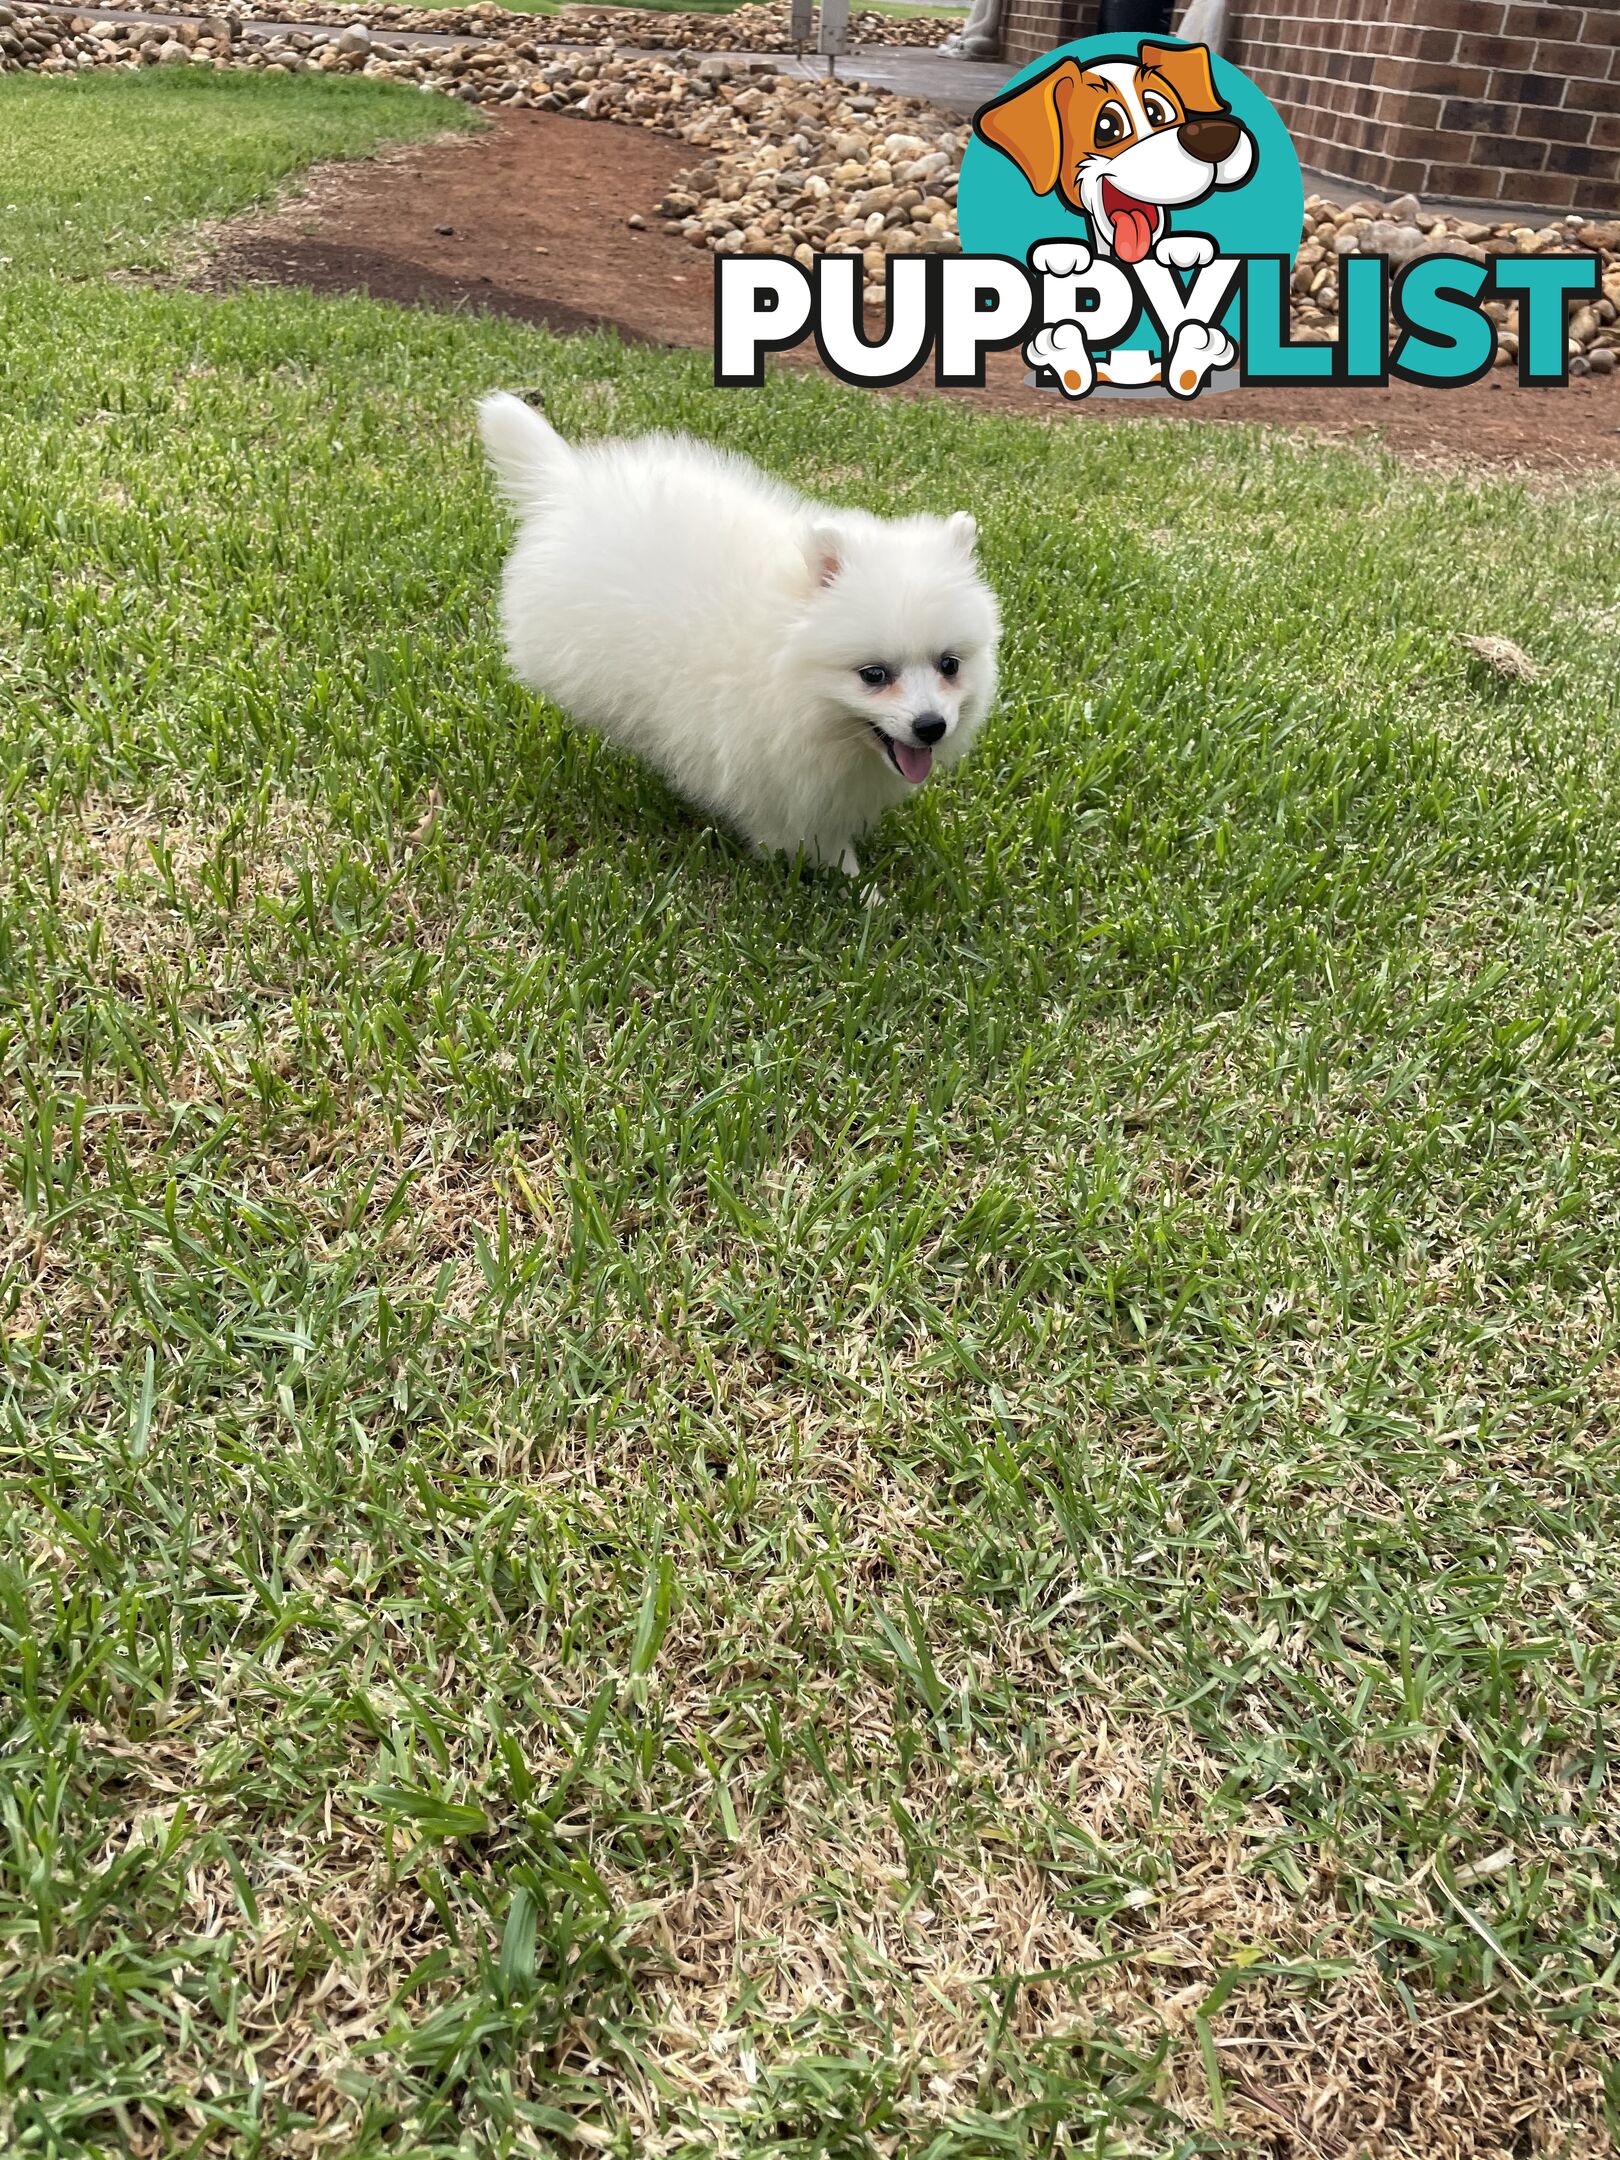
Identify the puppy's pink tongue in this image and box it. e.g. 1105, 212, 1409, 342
1111, 206, 1157, 263
892, 741, 933, 784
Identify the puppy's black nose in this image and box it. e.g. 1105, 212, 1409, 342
1180, 115, 1241, 164
913, 714, 947, 745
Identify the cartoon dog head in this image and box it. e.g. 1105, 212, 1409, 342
974, 42, 1254, 264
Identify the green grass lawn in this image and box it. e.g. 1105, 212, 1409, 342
3, 66, 1619, 2160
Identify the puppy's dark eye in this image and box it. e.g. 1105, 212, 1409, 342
858, 664, 892, 688
1094, 101, 1131, 148
938, 654, 960, 679
1142, 92, 1176, 128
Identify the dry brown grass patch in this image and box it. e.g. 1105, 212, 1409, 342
631, 1726, 1613, 2158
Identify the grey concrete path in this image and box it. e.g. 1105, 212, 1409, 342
769, 45, 1008, 110
1296, 160, 1584, 228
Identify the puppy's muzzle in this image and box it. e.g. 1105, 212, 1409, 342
1179, 115, 1241, 164
912, 714, 947, 745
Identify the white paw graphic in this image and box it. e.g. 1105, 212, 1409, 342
1025, 322, 1094, 398
1154, 232, 1216, 272
1164, 319, 1236, 398
1030, 240, 1092, 279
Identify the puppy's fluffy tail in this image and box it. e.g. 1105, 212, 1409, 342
477, 391, 572, 513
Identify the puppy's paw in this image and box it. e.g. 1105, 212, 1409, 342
837, 843, 861, 879
1164, 318, 1236, 398
861, 881, 884, 908
1154, 232, 1216, 272
1025, 322, 1093, 398
1030, 240, 1092, 280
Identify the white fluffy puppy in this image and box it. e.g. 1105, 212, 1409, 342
478, 393, 1000, 878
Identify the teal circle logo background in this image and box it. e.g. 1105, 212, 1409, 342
957, 37, 1304, 356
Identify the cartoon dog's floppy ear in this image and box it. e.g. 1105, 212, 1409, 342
1138, 39, 1225, 117
974, 60, 1081, 199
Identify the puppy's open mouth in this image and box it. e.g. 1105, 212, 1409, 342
870, 725, 933, 785
1100, 179, 1162, 265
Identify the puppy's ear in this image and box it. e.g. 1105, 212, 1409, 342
1139, 40, 1225, 118
974, 60, 1080, 199
803, 521, 844, 588
946, 511, 978, 554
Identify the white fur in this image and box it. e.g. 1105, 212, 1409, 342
477, 393, 1000, 876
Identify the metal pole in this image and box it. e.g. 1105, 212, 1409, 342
819, 0, 849, 68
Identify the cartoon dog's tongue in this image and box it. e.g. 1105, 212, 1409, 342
1102, 181, 1157, 265
891, 740, 933, 784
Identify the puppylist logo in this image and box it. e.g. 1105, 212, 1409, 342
714, 35, 1601, 397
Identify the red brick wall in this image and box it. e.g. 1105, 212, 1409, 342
1000, 3, 1620, 216
1002, 0, 1097, 76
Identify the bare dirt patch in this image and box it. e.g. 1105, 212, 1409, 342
199, 110, 1620, 474
203, 107, 705, 344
